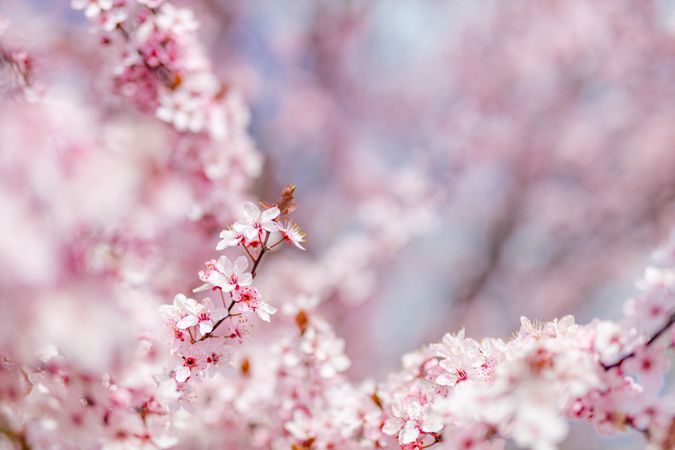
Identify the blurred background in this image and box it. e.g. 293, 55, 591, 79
3, 1, 675, 448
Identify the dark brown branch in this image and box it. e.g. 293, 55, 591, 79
602, 311, 675, 370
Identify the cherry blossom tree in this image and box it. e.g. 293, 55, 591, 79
0, 1, 675, 450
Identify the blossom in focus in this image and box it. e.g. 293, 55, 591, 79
216, 225, 246, 250
174, 297, 227, 336
276, 219, 306, 250
232, 285, 277, 322
382, 400, 443, 445
197, 255, 252, 292
238, 202, 280, 241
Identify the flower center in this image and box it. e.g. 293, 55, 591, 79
184, 357, 197, 368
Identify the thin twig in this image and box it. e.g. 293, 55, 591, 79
602, 311, 675, 370
197, 236, 271, 342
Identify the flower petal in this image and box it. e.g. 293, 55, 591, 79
216, 255, 233, 274
400, 422, 420, 444
382, 419, 402, 436
261, 206, 280, 222
243, 202, 260, 221
238, 272, 253, 287
207, 272, 229, 289
158, 305, 179, 320
192, 283, 211, 293
262, 221, 278, 232
234, 255, 249, 274
199, 320, 213, 335
175, 365, 191, 383
422, 416, 443, 433
256, 309, 270, 322
176, 314, 198, 329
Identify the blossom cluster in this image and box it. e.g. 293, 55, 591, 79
2, 2, 675, 450
159, 187, 305, 385
71, 0, 261, 184
147, 229, 674, 450
0, 34, 36, 100
1, 195, 674, 449
72, 0, 220, 137
369, 240, 675, 450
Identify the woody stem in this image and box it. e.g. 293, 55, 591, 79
602, 310, 675, 370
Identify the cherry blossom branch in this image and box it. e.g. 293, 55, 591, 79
602, 310, 675, 370
160, 188, 303, 383
73, 1, 251, 143
192, 293, 240, 343
113, 22, 180, 90
196, 235, 270, 342
196, 293, 237, 343
626, 420, 650, 439
250, 231, 270, 278
0, 42, 34, 97
241, 244, 255, 262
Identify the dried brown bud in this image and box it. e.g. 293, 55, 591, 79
291, 438, 315, 450
485, 425, 498, 439
260, 184, 298, 216
371, 392, 383, 410
295, 310, 309, 336
241, 357, 250, 376
527, 347, 554, 374
168, 73, 182, 90
214, 82, 229, 100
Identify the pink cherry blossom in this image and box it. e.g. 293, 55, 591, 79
231, 285, 277, 322
197, 255, 252, 292
432, 329, 480, 386
137, 0, 164, 8
622, 343, 670, 395
442, 424, 505, 450
153, 4, 198, 36
237, 202, 280, 242
174, 355, 198, 383
5, 2, 675, 450
624, 285, 675, 335
71, 0, 113, 19
95, 5, 128, 32
593, 321, 629, 366
275, 219, 306, 250
174, 297, 226, 336
155, 90, 208, 133
383, 399, 443, 445
215, 225, 246, 250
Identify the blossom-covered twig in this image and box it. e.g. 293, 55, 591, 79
0, 37, 35, 100
602, 310, 675, 371
4, 2, 675, 449
72, 0, 240, 140
72, 0, 262, 187
159, 185, 305, 383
